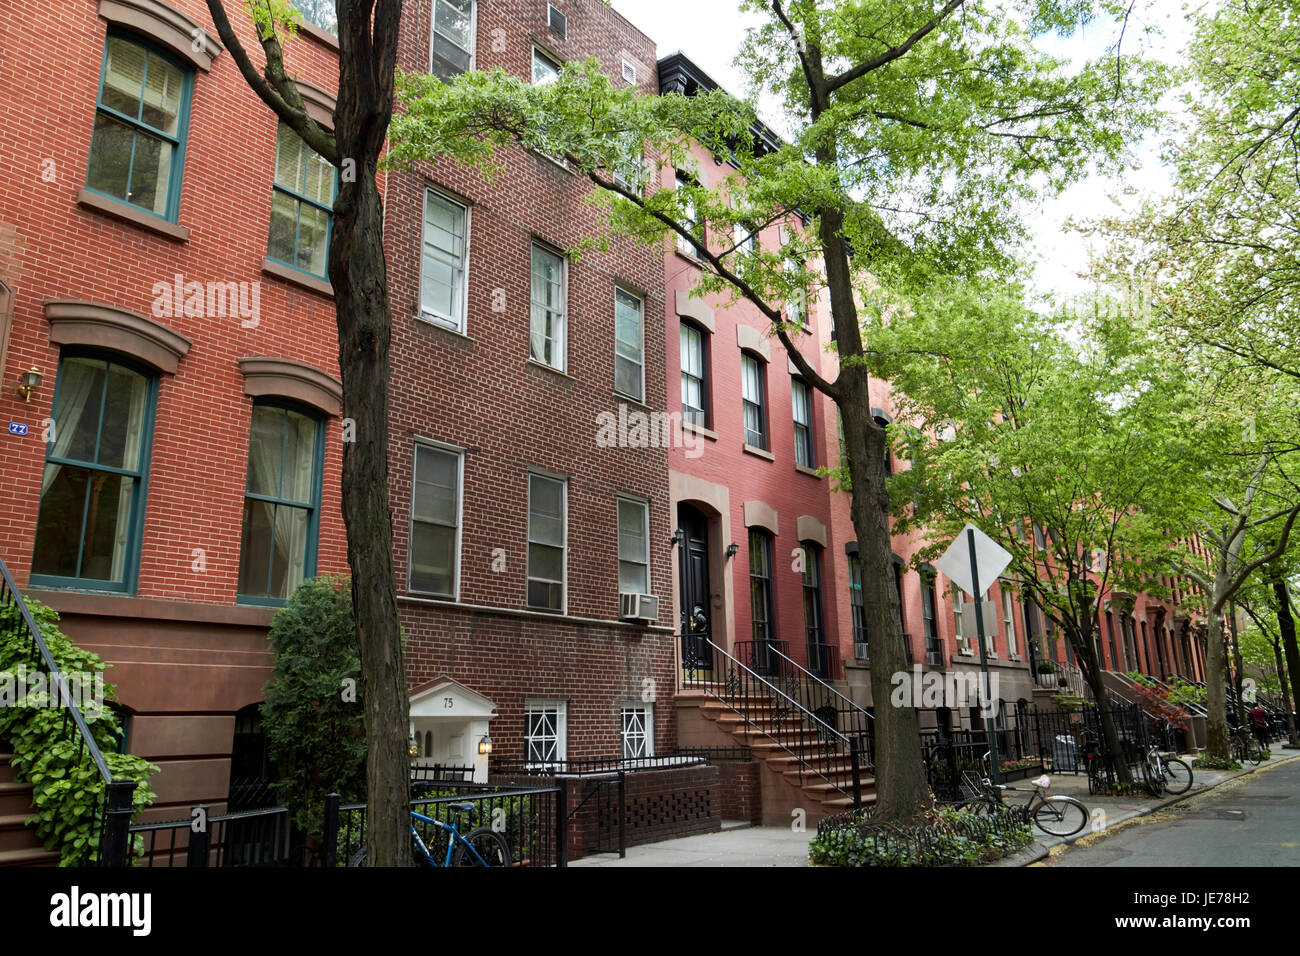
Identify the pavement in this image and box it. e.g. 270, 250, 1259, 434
568, 748, 1300, 867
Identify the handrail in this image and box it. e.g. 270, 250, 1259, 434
763, 641, 874, 727
0, 557, 136, 864
685, 637, 864, 803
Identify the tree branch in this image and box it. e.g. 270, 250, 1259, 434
825, 0, 966, 93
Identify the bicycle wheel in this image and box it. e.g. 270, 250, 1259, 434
1162, 758, 1193, 795
1141, 755, 1164, 797
1033, 797, 1088, 837
956, 797, 999, 817
451, 827, 512, 867
1246, 738, 1264, 766
346, 838, 433, 867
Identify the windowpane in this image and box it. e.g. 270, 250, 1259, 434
295, 202, 331, 276
140, 55, 183, 136
618, 499, 649, 594
267, 191, 298, 265
125, 129, 171, 216
410, 444, 461, 596
410, 523, 455, 595
532, 49, 560, 85
102, 37, 146, 117
749, 530, 772, 643
622, 706, 651, 759
615, 288, 643, 399
528, 475, 565, 610
33, 356, 152, 588
681, 324, 706, 427
269, 125, 335, 277
530, 245, 565, 368
422, 191, 468, 328
279, 409, 318, 504
525, 705, 563, 765
291, 0, 338, 33
413, 445, 458, 524
792, 378, 813, 467
742, 354, 766, 447
86, 113, 135, 204
432, 0, 474, 79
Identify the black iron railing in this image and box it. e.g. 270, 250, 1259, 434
491, 754, 707, 776
684, 637, 867, 806
130, 804, 302, 867
0, 556, 136, 865
806, 641, 842, 680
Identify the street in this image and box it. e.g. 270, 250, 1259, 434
1042, 756, 1300, 867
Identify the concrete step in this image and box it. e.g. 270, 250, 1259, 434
0, 782, 35, 817
0, 813, 42, 853
0, 846, 61, 867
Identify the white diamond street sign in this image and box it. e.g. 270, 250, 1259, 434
935, 523, 1012, 598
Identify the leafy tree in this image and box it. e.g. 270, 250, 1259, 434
392, 0, 1165, 824
202, 0, 410, 864
867, 284, 1196, 780
262, 576, 366, 835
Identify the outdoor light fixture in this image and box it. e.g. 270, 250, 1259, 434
726, 542, 740, 560
478, 734, 493, 756
16, 366, 42, 402
670, 529, 684, 547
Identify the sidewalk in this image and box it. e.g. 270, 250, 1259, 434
991, 749, 1300, 867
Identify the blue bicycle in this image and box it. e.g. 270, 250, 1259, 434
348, 804, 511, 867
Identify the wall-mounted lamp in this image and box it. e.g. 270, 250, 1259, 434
725, 542, 740, 560
670, 529, 684, 548
17, 367, 42, 402
478, 734, 494, 756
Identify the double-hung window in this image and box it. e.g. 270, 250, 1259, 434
409, 442, 462, 597
238, 403, 324, 603
952, 583, 971, 655
32, 354, 156, 591
1002, 584, 1018, 657
792, 378, 814, 467
524, 700, 566, 768
530, 48, 567, 166
431, 0, 475, 80
291, 0, 337, 33
802, 544, 827, 674
614, 287, 644, 401
680, 322, 708, 428
849, 554, 868, 660
621, 703, 653, 759
268, 124, 336, 279
733, 220, 756, 257
922, 572, 943, 666
748, 529, 774, 644
786, 258, 807, 325
617, 497, 650, 595
420, 189, 469, 332
529, 243, 566, 370
87, 34, 191, 220
674, 171, 704, 259
527, 473, 566, 611
741, 352, 768, 450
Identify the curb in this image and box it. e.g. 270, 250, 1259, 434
1013, 750, 1300, 865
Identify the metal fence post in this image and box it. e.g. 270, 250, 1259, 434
555, 783, 568, 868
322, 793, 340, 869
850, 737, 863, 808
100, 779, 136, 867
617, 771, 627, 859
187, 804, 210, 867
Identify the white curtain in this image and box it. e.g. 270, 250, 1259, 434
110, 374, 147, 582
41, 360, 100, 496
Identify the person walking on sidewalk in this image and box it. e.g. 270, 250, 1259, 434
1249, 703, 1271, 750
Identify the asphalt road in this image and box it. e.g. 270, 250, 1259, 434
1044, 755, 1300, 867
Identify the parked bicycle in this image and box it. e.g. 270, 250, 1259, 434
1230, 727, 1264, 766
1141, 741, 1193, 797
960, 757, 1089, 837
348, 805, 511, 867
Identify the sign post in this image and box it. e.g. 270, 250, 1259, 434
935, 523, 1013, 794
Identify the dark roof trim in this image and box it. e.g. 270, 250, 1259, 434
656, 51, 785, 161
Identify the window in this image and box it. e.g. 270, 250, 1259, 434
952, 583, 970, 654
674, 171, 704, 259
741, 352, 767, 450
547, 3, 568, 38
849, 554, 867, 660
874, 414, 892, 475
527, 473, 566, 611
922, 572, 943, 666
268, 124, 336, 279
792, 378, 814, 467
1002, 585, 1018, 657
524, 701, 566, 767
87, 34, 191, 220
621, 703, 652, 759
732, 220, 756, 257
292, 0, 337, 33
431, 0, 475, 80
617, 497, 650, 594
420, 189, 469, 331
786, 258, 807, 325
409, 442, 462, 597
610, 130, 644, 193
614, 287, 644, 401
238, 403, 323, 603
802, 544, 827, 673
748, 529, 774, 644
32, 354, 155, 590
529, 243, 566, 370
532, 47, 561, 84
680, 322, 709, 428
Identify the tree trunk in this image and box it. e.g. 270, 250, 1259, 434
1229, 602, 1246, 727
329, 156, 409, 866
1273, 576, 1300, 747
1205, 596, 1229, 759
1070, 614, 1132, 783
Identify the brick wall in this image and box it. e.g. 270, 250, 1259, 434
714, 760, 762, 825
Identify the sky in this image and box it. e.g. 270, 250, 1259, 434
610, 0, 1200, 304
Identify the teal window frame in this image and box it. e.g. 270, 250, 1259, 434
31, 351, 158, 594
267, 125, 338, 280
84, 31, 193, 223
236, 400, 326, 607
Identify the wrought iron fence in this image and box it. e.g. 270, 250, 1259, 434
129, 804, 303, 867
490, 754, 707, 776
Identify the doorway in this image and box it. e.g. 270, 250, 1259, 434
677, 503, 712, 670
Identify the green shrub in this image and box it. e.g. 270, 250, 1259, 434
809, 807, 1033, 867
1194, 755, 1240, 771
0, 597, 157, 865
261, 575, 365, 836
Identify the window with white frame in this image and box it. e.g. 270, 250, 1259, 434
617, 497, 650, 594
527, 473, 566, 611
680, 322, 708, 428
674, 171, 703, 259
741, 352, 767, 450
733, 220, 756, 257
952, 583, 971, 654
408, 442, 462, 597
1001, 584, 1018, 657
614, 287, 644, 401
524, 700, 566, 767
530, 48, 567, 166
621, 703, 653, 759
431, 0, 475, 80
792, 377, 814, 467
786, 257, 807, 325
419, 188, 469, 332
529, 243, 566, 370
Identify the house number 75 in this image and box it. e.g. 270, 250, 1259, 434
443, 697, 454, 709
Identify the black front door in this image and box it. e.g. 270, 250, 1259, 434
678, 504, 712, 668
